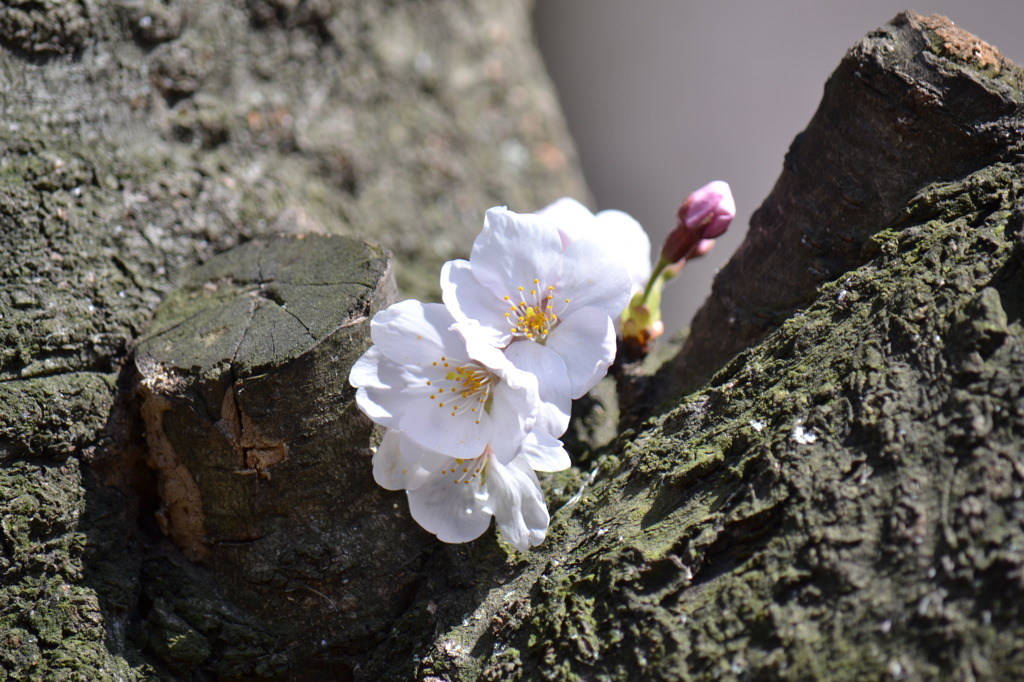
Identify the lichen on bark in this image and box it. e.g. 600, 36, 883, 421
2, 3, 1023, 681
0, 0, 584, 678
436, 162, 1024, 681
381, 13, 1024, 682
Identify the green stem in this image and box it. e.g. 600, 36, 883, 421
642, 256, 671, 306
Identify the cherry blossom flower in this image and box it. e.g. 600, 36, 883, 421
371, 429, 570, 551
350, 197, 677, 550
440, 207, 633, 431
349, 299, 540, 461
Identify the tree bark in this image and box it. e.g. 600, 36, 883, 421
658, 11, 1024, 399
389, 11, 1024, 681
2, 5, 1023, 682
130, 234, 428, 677
0, 0, 584, 679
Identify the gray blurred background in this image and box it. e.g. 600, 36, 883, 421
533, 1, 1024, 337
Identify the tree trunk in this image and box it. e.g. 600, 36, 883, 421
1, 5, 1022, 682
658, 11, 1024, 399
0, 0, 584, 679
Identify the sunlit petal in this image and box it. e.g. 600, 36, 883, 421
503, 340, 571, 438
483, 455, 549, 551
441, 260, 511, 346
370, 300, 465, 366
545, 307, 617, 398
518, 430, 571, 473
472, 207, 563, 295
407, 472, 491, 544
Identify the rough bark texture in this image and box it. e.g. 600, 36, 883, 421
0, 0, 584, 679
397, 15, 1024, 680
130, 234, 422, 676
2, 5, 1023, 682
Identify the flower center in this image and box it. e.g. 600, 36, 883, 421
441, 454, 486, 485
504, 279, 569, 342
427, 357, 495, 423
439, 446, 493, 486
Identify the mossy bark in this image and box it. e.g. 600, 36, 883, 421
0, 0, 583, 679
434, 163, 1024, 681
2, 4, 1023, 682
660, 12, 1024, 400
131, 235, 434, 677
388, 12, 1024, 682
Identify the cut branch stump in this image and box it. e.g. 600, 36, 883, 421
134, 234, 424, 674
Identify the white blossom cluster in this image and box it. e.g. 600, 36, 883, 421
349, 200, 649, 550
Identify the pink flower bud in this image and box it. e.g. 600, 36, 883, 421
691, 238, 716, 259
661, 181, 735, 264
681, 180, 734, 237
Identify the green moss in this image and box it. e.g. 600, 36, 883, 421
6, 1, 1019, 678
411, 157, 1024, 682
0, 459, 145, 679
0, 373, 115, 461
0, 0, 590, 675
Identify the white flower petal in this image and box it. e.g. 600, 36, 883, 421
356, 298, 544, 459
503, 340, 571, 439
441, 260, 513, 346
371, 300, 465, 366
351, 349, 421, 429
372, 430, 435, 491
484, 379, 537, 462
536, 196, 647, 292
535, 197, 597, 250
483, 456, 550, 551
349, 346, 388, 389
472, 207, 563, 296
354, 387, 401, 429
395, 334, 539, 459
456, 320, 519, 375
401, 432, 452, 471
510, 457, 552, 547
407, 472, 492, 544
593, 209, 652, 294
558, 238, 633, 319
518, 430, 571, 473
536, 199, 651, 296
545, 307, 618, 398
350, 346, 411, 395
399, 396, 493, 460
